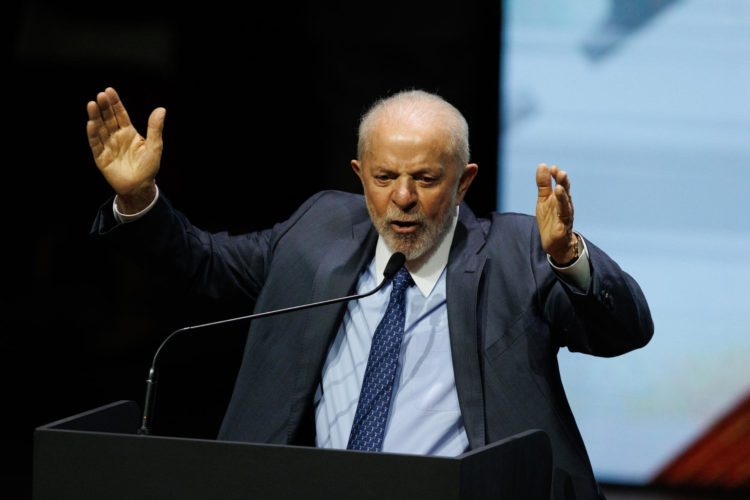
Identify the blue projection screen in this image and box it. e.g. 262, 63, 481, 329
500, 0, 750, 484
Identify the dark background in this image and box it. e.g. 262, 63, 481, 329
5, 1, 500, 496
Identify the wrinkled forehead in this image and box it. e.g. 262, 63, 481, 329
365, 116, 458, 164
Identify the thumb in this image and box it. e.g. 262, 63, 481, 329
146, 107, 166, 148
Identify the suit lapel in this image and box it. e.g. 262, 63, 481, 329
287, 214, 377, 441
447, 203, 488, 449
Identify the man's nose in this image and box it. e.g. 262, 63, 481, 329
392, 176, 417, 210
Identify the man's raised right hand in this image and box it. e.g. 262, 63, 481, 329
86, 87, 165, 214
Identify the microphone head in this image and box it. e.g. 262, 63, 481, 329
383, 252, 406, 280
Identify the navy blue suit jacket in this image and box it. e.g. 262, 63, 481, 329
93, 190, 653, 499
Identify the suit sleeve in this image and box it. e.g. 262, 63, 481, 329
532, 224, 654, 357
90, 191, 325, 308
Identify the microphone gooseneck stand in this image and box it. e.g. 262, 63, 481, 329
137, 252, 407, 435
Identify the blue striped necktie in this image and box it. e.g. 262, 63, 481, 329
347, 266, 414, 452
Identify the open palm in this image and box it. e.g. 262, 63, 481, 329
86, 87, 165, 199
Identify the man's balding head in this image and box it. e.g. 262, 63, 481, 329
357, 90, 470, 170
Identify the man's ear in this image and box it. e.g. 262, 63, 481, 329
456, 163, 478, 204
351, 159, 364, 184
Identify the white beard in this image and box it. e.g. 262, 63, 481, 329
366, 195, 457, 262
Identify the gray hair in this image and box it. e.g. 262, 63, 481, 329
357, 90, 470, 167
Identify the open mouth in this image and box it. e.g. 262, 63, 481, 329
391, 220, 420, 233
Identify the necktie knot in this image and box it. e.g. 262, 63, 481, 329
391, 267, 414, 294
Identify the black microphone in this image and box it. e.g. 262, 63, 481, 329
137, 251, 406, 435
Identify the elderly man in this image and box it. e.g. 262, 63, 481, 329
88, 87, 652, 499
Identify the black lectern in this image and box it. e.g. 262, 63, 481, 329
34, 401, 552, 499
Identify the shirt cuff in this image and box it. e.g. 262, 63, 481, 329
112, 184, 160, 224
547, 232, 591, 292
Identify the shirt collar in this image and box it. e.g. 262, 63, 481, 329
375, 206, 459, 297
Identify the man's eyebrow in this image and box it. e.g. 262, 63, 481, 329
370, 165, 394, 174
412, 165, 446, 175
